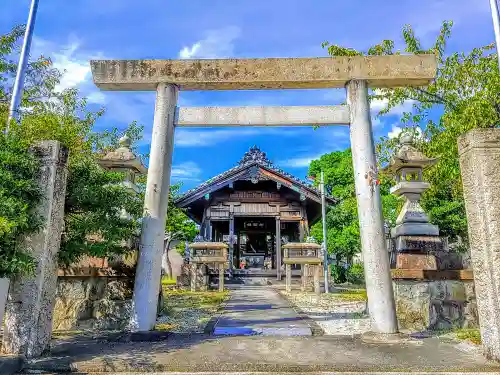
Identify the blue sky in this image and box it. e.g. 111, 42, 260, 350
1, 0, 496, 191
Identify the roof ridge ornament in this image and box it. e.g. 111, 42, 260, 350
238, 145, 273, 167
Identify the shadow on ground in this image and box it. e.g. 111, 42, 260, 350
23, 331, 500, 373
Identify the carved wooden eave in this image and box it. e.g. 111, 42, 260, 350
174, 146, 337, 208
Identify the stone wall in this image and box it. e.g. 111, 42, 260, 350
53, 276, 133, 331
393, 279, 478, 331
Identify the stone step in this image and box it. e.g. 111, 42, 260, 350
30, 372, 500, 375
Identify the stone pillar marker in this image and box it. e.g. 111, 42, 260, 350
458, 128, 500, 360
131, 83, 178, 332
346, 79, 399, 335
3, 141, 69, 358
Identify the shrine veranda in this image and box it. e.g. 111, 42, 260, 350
90, 55, 437, 334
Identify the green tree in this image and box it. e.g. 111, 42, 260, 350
323, 20, 499, 245
1, 24, 146, 268
0, 133, 40, 277
308, 149, 397, 265
162, 183, 198, 277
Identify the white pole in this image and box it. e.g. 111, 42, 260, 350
490, 0, 500, 70
7, 0, 40, 131
347, 79, 398, 334
320, 170, 329, 293
131, 83, 178, 331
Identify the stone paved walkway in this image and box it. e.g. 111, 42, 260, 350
23, 333, 500, 373
213, 286, 313, 336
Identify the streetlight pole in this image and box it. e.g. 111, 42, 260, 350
491, 0, 500, 70
7, 0, 40, 132
320, 170, 329, 293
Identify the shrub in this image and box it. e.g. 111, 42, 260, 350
330, 264, 347, 284
0, 133, 41, 278
346, 263, 365, 285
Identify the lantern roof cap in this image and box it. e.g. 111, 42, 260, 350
97, 134, 147, 175
383, 133, 438, 175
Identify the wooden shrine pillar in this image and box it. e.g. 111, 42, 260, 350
276, 216, 281, 280
299, 219, 305, 242
206, 219, 212, 240
229, 214, 235, 271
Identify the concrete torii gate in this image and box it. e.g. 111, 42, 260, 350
90, 55, 437, 334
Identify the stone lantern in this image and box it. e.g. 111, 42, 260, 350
97, 135, 147, 264
98, 135, 147, 198
383, 133, 441, 270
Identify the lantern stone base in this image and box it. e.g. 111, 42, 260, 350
190, 264, 209, 292
393, 235, 443, 253
396, 254, 437, 270
391, 223, 439, 239
392, 276, 478, 332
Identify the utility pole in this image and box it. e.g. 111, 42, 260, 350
320, 170, 329, 293
491, 0, 500, 70
7, 0, 40, 132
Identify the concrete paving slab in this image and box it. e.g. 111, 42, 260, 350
213, 287, 312, 336
23, 334, 500, 373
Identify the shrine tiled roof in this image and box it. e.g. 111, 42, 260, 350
175, 145, 335, 203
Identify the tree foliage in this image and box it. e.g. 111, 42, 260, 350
308, 149, 397, 262
0, 133, 40, 277
323, 20, 499, 244
0, 24, 146, 271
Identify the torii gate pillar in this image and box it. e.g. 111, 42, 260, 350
130, 83, 178, 331
347, 80, 398, 333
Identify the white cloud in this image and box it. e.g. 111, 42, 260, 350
278, 153, 324, 168
171, 161, 202, 181
87, 91, 107, 104
388, 125, 424, 140
38, 37, 90, 91
179, 26, 241, 59
370, 90, 416, 116
32, 36, 107, 96
388, 125, 403, 139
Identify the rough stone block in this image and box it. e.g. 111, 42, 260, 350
393, 280, 478, 331
52, 277, 134, 332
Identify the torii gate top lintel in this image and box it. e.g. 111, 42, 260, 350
90, 55, 437, 91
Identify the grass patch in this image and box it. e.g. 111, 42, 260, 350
161, 289, 229, 315
332, 289, 367, 301
157, 289, 230, 333
52, 330, 84, 338
155, 323, 178, 331
161, 276, 177, 286
455, 328, 481, 345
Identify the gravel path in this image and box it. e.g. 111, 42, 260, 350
281, 291, 371, 336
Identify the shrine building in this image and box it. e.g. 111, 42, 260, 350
174, 146, 336, 276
